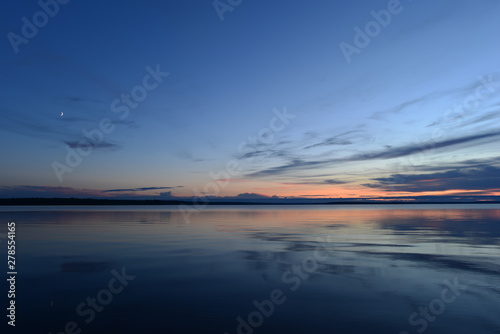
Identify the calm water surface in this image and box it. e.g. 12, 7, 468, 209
1, 205, 499, 333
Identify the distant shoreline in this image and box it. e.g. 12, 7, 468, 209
0, 198, 499, 206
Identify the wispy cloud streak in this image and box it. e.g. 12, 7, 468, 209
103, 186, 180, 193
247, 130, 500, 177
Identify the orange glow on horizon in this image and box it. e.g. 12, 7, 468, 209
208, 187, 500, 199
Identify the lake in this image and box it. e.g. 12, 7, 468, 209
1, 205, 499, 334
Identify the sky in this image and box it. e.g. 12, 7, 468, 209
1, 0, 500, 199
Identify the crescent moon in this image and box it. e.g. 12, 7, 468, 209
61, 112, 64, 116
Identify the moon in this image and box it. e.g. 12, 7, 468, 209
60, 112, 64, 116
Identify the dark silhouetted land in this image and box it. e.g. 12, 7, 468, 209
0, 197, 499, 206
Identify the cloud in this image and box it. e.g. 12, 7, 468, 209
424, 75, 500, 128
363, 166, 500, 192
299, 130, 375, 153
426, 108, 500, 129
413, 156, 500, 173
235, 135, 295, 162
299, 194, 331, 197
103, 186, 178, 193
239, 149, 288, 160
324, 179, 348, 184
64, 140, 121, 150
304, 132, 356, 149
159, 191, 175, 198
369, 92, 438, 121
247, 159, 326, 178
370, 74, 500, 122
233, 192, 271, 199
0, 110, 134, 153
347, 130, 500, 161
283, 179, 348, 185
451, 110, 500, 128
0, 185, 105, 198
0, 185, 184, 198
247, 129, 500, 177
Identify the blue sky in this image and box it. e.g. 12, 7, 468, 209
1, 0, 499, 199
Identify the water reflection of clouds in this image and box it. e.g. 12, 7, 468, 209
0, 209, 174, 225
1, 206, 498, 333
376, 215, 500, 244
353, 251, 500, 277
232, 208, 500, 296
